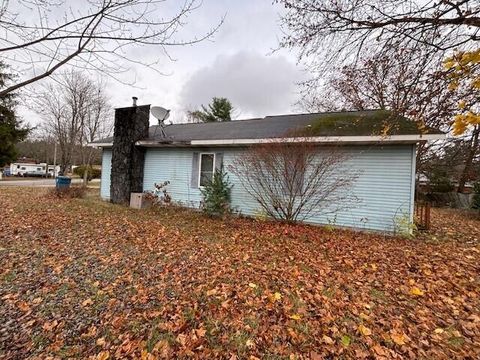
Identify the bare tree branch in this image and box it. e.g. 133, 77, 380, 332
0, 0, 223, 96
277, 0, 480, 71
34, 71, 112, 174
229, 140, 359, 223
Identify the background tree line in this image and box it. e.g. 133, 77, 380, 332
0, 64, 110, 183
14, 140, 102, 168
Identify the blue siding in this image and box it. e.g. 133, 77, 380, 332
141, 145, 415, 232
100, 149, 112, 200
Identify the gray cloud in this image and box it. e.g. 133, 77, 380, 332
179, 51, 305, 119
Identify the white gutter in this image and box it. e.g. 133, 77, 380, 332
87, 142, 113, 148
91, 133, 445, 148
189, 134, 445, 146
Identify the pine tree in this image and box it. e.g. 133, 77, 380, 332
189, 97, 233, 122
0, 62, 29, 167
200, 167, 233, 216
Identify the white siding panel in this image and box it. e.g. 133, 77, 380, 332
143, 149, 204, 208
100, 150, 112, 200
143, 145, 415, 232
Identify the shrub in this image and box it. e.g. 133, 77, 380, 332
472, 181, 480, 210
144, 181, 172, 205
229, 139, 359, 222
393, 212, 417, 238
49, 186, 86, 199
73, 165, 101, 180
200, 168, 232, 217
429, 170, 454, 193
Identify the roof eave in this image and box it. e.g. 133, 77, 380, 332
189, 134, 445, 146
92, 134, 445, 149
87, 142, 113, 148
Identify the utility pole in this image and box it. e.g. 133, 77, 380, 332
45, 140, 48, 178
53, 142, 57, 178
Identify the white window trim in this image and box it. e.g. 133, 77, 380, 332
198, 152, 216, 188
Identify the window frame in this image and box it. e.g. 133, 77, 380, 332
198, 152, 216, 188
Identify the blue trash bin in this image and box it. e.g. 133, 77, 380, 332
55, 176, 72, 189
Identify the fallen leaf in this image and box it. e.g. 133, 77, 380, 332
96, 337, 106, 346
272, 292, 282, 301
451, 330, 462, 337
176, 334, 187, 347
42, 320, 58, 331
289, 314, 302, 321
373, 345, 387, 356
196, 328, 207, 337
340, 335, 351, 347
358, 324, 372, 336
248, 283, 257, 289
82, 298, 94, 306
96, 351, 109, 360
322, 335, 334, 344
206, 288, 217, 296
391, 332, 406, 345
246, 339, 255, 348
359, 312, 370, 321
410, 287, 424, 296
17, 301, 30, 312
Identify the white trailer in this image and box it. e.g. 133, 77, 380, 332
10, 162, 60, 177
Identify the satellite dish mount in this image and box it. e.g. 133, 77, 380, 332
150, 106, 171, 138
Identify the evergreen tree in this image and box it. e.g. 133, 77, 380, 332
200, 167, 232, 216
0, 62, 29, 167
189, 97, 233, 122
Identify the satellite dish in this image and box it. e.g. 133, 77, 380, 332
151, 106, 171, 139
151, 106, 170, 122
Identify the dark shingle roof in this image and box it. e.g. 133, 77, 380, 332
93, 110, 443, 145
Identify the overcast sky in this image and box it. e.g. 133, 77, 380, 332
16, 0, 307, 127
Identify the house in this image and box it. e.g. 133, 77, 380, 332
91, 105, 444, 232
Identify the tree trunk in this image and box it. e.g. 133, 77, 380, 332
82, 146, 95, 187
83, 166, 89, 187
457, 127, 479, 193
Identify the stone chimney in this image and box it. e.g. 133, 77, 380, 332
110, 99, 150, 204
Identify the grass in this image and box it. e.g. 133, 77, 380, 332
0, 187, 479, 359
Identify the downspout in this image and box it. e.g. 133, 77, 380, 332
409, 144, 417, 231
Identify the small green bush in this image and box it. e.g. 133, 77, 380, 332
73, 165, 101, 180
472, 181, 480, 210
393, 212, 417, 238
200, 168, 232, 217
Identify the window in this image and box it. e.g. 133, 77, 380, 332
17, 165, 20, 169
199, 153, 215, 187
21, 167, 26, 170
37, 168, 42, 171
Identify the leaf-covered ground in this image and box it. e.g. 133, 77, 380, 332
0, 188, 479, 359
